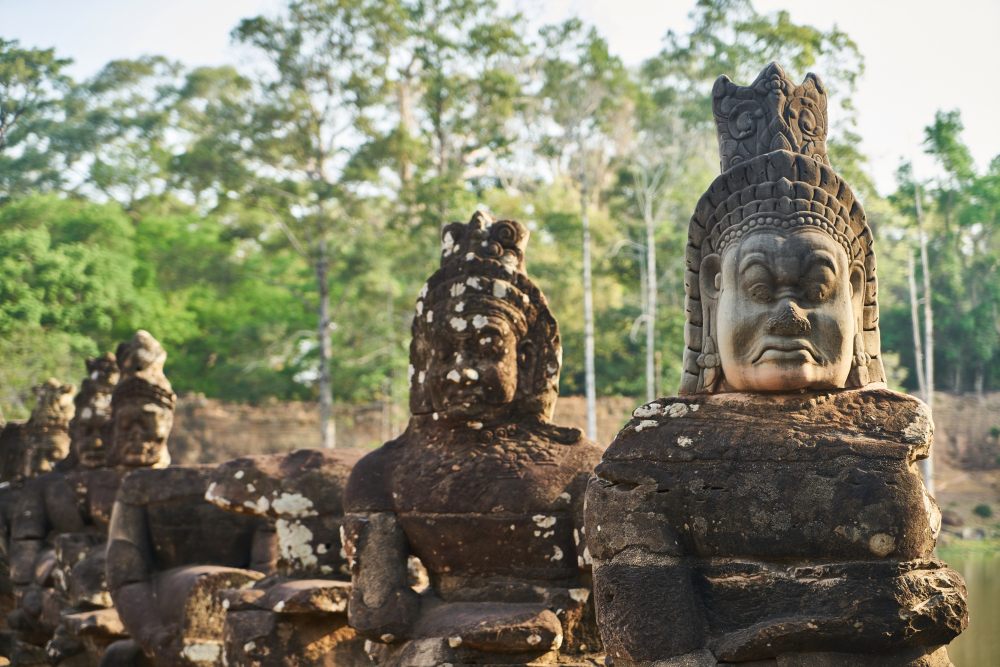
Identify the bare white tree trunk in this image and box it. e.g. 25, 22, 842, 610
317, 236, 335, 449
908, 248, 927, 399
645, 211, 657, 402
580, 176, 597, 441
915, 184, 934, 494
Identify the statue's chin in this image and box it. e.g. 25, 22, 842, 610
725, 360, 846, 392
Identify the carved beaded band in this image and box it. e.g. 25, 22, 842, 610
711, 212, 859, 262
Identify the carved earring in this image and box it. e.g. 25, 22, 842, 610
698, 335, 721, 391
849, 332, 871, 387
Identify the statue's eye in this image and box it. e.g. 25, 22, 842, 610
806, 285, 828, 301
749, 283, 772, 303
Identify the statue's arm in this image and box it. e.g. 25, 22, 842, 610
106, 499, 181, 662
343, 511, 420, 642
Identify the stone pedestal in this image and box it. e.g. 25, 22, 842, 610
585, 389, 967, 666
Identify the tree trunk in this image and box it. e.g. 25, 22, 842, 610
580, 164, 597, 441
908, 249, 926, 399
915, 184, 934, 494
317, 237, 335, 449
645, 209, 657, 402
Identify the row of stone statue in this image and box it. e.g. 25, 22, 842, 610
0, 62, 968, 667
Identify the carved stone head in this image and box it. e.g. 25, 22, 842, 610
408, 211, 561, 422
23, 378, 76, 476
680, 63, 883, 394
70, 353, 120, 469
109, 331, 175, 468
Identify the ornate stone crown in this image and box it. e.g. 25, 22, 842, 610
681, 64, 884, 394
409, 211, 562, 418
112, 330, 175, 410
713, 61, 829, 171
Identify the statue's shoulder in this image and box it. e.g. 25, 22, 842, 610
116, 464, 215, 505
344, 435, 409, 513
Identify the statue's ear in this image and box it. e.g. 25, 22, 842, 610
849, 260, 866, 327
699, 253, 722, 305
517, 338, 537, 395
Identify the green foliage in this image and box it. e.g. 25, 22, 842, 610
2, 0, 998, 424
973, 504, 994, 519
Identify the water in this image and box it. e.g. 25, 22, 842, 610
939, 548, 1000, 667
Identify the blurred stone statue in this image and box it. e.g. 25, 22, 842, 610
585, 63, 968, 667
7, 354, 122, 666
344, 211, 605, 666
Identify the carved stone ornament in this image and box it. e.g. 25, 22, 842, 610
586, 63, 968, 667
344, 211, 605, 666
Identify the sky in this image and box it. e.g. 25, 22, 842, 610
2, 0, 998, 195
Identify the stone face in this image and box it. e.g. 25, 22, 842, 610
587, 62, 967, 667
344, 212, 605, 665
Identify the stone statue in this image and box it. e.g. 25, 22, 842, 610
0, 377, 76, 662
205, 448, 370, 666
7, 354, 123, 666
107, 332, 174, 471
1, 378, 77, 483
344, 211, 605, 666
585, 63, 968, 667
100, 332, 273, 667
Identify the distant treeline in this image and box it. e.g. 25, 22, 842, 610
0, 0, 997, 418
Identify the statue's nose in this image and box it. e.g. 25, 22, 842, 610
767, 299, 811, 335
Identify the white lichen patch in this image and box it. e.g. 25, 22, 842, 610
454, 301, 465, 312
690, 404, 700, 411
635, 420, 659, 432
448, 636, 463, 648
468, 421, 483, 430
243, 496, 269, 514
380, 634, 395, 643
447, 370, 462, 383
418, 371, 426, 384
426, 310, 433, 323
666, 403, 690, 418
274, 601, 285, 612
465, 276, 481, 290
415, 301, 424, 316
222, 598, 230, 609
450, 282, 466, 297
442, 231, 456, 256
181, 641, 222, 663
569, 588, 590, 602
234, 470, 244, 480
527, 634, 542, 646
559, 492, 571, 502
546, 364, 558, 376
276, 519, 317, 568
472, 314, 489, 329
632, 403, 662, 418
677, 436, 693, 448
573, 529, 580, 545
419, 282, 429, 298
479, 337, 492, 345
463, 368, 479, 380
533, 515, 556, 528
316, 544, 328, 554
246, 483, 255, 493
493, 281, 509, 298
244, 641, 256, 653
272, 493, 316, 518
450, 317, 468, 331
321, 565, 333, 574
205, 483, 230, 506
408, 364, 415, 385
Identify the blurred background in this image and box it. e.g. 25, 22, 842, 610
0, 1, 998, 661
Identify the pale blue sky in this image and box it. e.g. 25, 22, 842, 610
3, 0, 998, 195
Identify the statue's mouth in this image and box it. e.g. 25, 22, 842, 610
753, 340, 818, 364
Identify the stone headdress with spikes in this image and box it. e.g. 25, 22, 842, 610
680, 62, 884, 394
112, 330, 176, 413
409, 211, 562, 419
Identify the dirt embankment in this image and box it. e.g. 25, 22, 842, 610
167, 391, 1000, 470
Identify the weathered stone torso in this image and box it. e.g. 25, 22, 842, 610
585, 388, 967, 666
